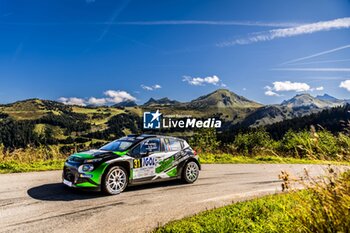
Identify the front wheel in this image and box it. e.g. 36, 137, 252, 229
102, 166, 128, 195
182, 161, 199, 184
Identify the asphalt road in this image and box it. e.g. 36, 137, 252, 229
0, 164, 337, 233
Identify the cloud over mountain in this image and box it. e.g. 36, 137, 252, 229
59, 90, 136, 106
182, 75, 224, 86
265, 81, 324, 96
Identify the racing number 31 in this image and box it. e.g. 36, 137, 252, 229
133, 159, 142, 168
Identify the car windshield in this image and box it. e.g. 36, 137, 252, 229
100, 140, 134, 152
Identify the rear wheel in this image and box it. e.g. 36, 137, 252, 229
102, 166, 128, 195
182, 161, 199, 183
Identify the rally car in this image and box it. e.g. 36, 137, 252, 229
62, 134, 200, 195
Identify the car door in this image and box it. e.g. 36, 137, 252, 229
152, 138, 183, 178
130, 138, 161, 182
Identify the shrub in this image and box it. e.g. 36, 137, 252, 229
189, 129, 220, 153
295, 168, 350, 232
316, 130, 339, 159
233, 129, 275, 155
279, 127, 343, 160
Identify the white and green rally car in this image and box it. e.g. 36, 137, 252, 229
62, 134, 200, 195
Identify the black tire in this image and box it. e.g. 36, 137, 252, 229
102, 166, 128, 195
181, 161, 199, 184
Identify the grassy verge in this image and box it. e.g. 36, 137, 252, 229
0, 159, 64, 173
154, 192, 303, 233
199, 153, 350, 166
1, 153, 349, 173
155, 169, 350, 233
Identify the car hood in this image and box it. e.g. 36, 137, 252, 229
70, 149, 128, 160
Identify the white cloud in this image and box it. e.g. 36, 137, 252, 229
104, 90, 136, 104
265, 81, 325, 96
272, 81, 310, 92
218, 17, 350, 46
264, 90, 280, 96
141, 85, 153, 91
58, 97, 86, 106
87, 97, 107, 105
339, 80, 350, 92
141, 84, 162, 91
182, 75, 221, 86
59, 90, 136, 106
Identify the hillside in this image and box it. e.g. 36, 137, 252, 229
143, 97, 180, 106
241, 93, 348, 127
141, 89, 263, 124
281, 93, 341, 109
265, 104, 350, 140
185, 89, 262, 109
1, 89, 349, 150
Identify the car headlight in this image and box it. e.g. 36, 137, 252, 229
84, 158, 102, 163
78, 164, 94, 173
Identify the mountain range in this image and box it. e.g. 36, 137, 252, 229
0, 89, 349, 130
1, 89, 349, 149
139, 89, 348, 127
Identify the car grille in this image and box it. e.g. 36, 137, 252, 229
63, 167, 75, 182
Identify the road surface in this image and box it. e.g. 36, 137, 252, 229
0, 164, 337, 233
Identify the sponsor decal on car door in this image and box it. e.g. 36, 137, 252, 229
132, 156, 157, 179
132, 138, 161, 179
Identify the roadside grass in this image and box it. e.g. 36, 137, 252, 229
1, 151, 349, 173
0, 159, 64, 173
154, 191, 302, 233
155, 169, 350, 233
0, 145, 66, 173
199, 153, 350, 166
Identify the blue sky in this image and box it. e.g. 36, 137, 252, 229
0, 0, 349, 105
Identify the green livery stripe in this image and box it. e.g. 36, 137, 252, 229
85, 162, 109, 185
156, 156, 174, 173
72, 153, 94, 159
76, 182, 98, 188
166, 167, 177, 177
113, 150, 128, 156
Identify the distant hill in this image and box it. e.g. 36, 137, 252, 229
316, 94, 339, 102
143, 97, 180, 106
281, 93, 337, 109
185, 89, 262, 109
265, 104, 350, 140
240, 93, 348, 127
113, 100, 137, 107
0, 98, 72, 120
220, 103, 350, 143
316, 93, 349, 105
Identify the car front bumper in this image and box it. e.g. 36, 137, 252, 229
62, 162, 100, 189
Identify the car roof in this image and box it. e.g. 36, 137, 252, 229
122, 134, 182, 141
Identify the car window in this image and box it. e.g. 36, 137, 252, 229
140, 138, 160, 155
100, 140, 133, 152
130, 144, 141, 158
164, 138, 182, 152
